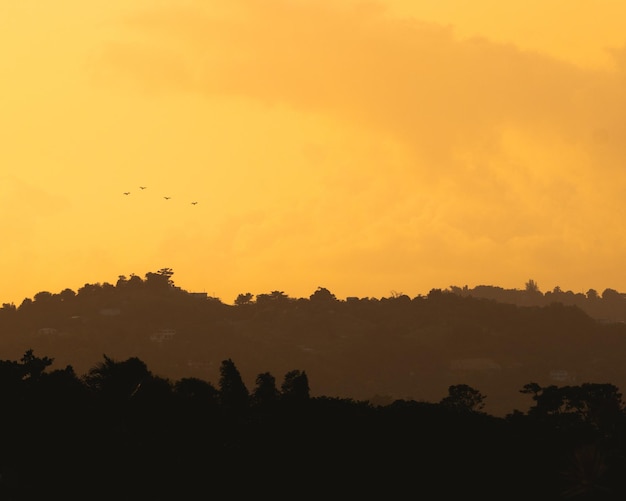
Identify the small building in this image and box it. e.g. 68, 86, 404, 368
37, 327, 59, 336
150, 328, 176, 343
549, 369, 576, 383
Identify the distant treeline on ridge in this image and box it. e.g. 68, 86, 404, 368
1, 268, 626, 419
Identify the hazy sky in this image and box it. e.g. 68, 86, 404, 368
2, 0, 626, 305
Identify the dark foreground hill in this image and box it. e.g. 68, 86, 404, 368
2, 351, 626, 500
2, 269, 626, 416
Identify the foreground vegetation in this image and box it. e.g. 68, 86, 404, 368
1, 349, 626, 500
2, 269, 626, 498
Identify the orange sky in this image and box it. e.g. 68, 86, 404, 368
2, 0, 626, 305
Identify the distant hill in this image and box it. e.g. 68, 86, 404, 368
1, 269, 626, 417
446, 281, 626, 323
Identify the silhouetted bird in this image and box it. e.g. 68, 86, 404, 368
123, 192, 130, 195
191, 202, 198, 205
164, 196, 171, 200
139, 186, 147, 190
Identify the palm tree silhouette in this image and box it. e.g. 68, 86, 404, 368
560, 443, 611, 499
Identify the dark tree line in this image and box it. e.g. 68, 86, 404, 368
1, 349, 626, 500
0, 349, 313, 500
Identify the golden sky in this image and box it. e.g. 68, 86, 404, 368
2, 0, 626, 305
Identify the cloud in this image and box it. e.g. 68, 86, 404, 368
99, 1, 626, 161
93, 0, 626, 292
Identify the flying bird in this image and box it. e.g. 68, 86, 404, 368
191, 201, 198, 205
164, 196, 171, 200
123, 192, 130, 195
139, 186, 147, 190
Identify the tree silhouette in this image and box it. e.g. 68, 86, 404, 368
145, 268, 175, 290
174, 377, 219, 404
83, 355, 151, 402
20, 349, 53, 382
440, 384, 486, 413
251, 372, 279, 407
309, 287, 337, 303
524, 382, 625, 435
256, 290, 291, 308
2, 345, 626, 498
560, 443, 612, 499
525, 279, 540, 293
234, 292, 254, 306
218, 358, 249, 414
281, 370, 310, 404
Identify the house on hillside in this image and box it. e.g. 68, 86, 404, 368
449, 358, 501, 373
549, 369, 576, 383
150, 328, 176, 343
37, 327, 59, 336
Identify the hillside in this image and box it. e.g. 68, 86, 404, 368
2, 269, 626, 416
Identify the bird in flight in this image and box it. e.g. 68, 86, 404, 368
164, 196, 171, 200
123, 192, 130, 195
191, 201, 198, 205
139, 186, 147, 190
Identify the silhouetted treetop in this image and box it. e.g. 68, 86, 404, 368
252, 372, 279, 407
440, 384, 486, 413
281, 369, 310, 403
218, 358, 249, 414
309, 287, 337, 303
234, 292, 254, 306
83, 355, 151, 401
